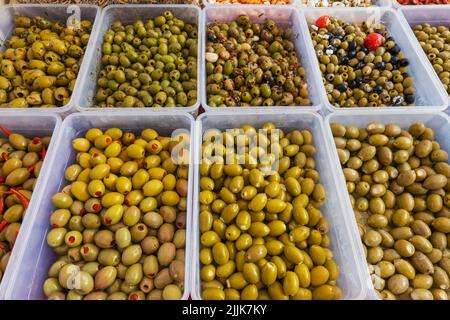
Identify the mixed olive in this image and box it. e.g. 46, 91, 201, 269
413, 23, 450, 96
205, 15, 311, 107
310, 16, 416, 107
43, 127, 190, 300
199, 123, 341, 300
331, 121, 450, 300
95, 11, 198, 108
0, 16, 92, 108
0, 126, 50, 283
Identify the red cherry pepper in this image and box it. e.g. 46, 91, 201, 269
364, 33, 385, 52
315, 15, 330, 29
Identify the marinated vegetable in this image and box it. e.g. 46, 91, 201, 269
0, 15, 93, 108
43, 127, 190, 300
205, 15, 311, 107
412, 23, 450, 96
331, 121, 450, 300
94, 11, 198, 108
301, 0, 376, 7
0, 125, 51, 283
199, 123, 341, 300
309, 16, 416, 107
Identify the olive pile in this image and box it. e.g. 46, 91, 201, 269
199, 123, 341, 300
43, 127, 189, 300
95, 11, 198, 108
0, 126, 50, 283
331, 121, 450, 300
310, 17, 416, 107
205, 15, 311, 107
9, 0, 200, 6
302, 0, 375, 7
0, 16, 92, 108
413, 23, 450, 96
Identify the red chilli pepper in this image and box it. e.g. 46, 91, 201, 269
0, 197, 4, 215
0, 219, 8, 233
0, 151, 8, 161
0, 125, 12, 136
41, 143, 47, 161
0, 188, 29, 208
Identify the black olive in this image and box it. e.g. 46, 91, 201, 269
374, 85, 383, 94
207, 31, 217, 42
348, 41, 357, 51
336, 83, 348, 92
355, 76, 363, 85
348, 51, 356, 59
355, 61, 365, 70
375, 61, 386, 70
361, 47, 369, 54
339, 56, 349, 65
400, 59, 409, 67
349, 80, 358, 88
405, 94, 415, 104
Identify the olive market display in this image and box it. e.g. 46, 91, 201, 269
0, 126, 51, 284
7, 0, 200, 5
0, 16, 93, 108
43, 127, 189, 300
205, 15, 311, 108
309, 15, 416, 108
94, 10, 198, 108
331, 121, 450, 300
199, 123, 341, 300
412, 24, 450, 97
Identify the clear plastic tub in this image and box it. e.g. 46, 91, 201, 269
201, 5, 324, 112
323, 111, 450, 300
296, 0, 391, 8
300, 7, 448, 113
190, 111, 370, 300
0, 112, 62, 299
75, 5, 201, 114
203, 0, 295, 5
0, 4, 102, 116
2, 112, 195, 300
398, 6, 450, 107
392, 1, 450, 8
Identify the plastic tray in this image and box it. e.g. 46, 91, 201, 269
76, 5, 201, 114
0, 112, 62, 300
201, 5, 324, 112
203, 0, 296, 5
0, 4, 102, 116
324, 110, 450, 300
2, 112, 195, 300
398, 5, 450, 107
392, 1, 450, 8
296, 0, 391, 8
190, 111, 370, 300
300, 7, 448, 113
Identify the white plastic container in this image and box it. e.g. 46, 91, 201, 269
300, 7, 448, 113
191, 111, 370, 300
0, 4, 102, 116
75, 5, 201, 114
392, 1, 450, 8
0, 112, 62, 299
2, 112, 195, 300
296, 0, 392, 8
398, 5, 450, 107
203, 0, 296, 5
201, 5, 324, 112
324, 111, 450, 300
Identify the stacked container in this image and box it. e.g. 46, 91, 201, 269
0, 1, 449, 301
